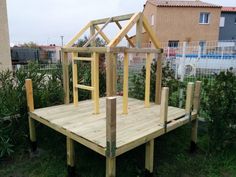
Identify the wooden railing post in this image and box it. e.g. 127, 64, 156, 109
123, 52, 129, 114
145, 53, 152, 108
191, 81, 202, 153
93, 52, 100, 114
106, 52, 116, 97
160, 87, 169, 132
106, 97, 116, 177
72, 52, 78, 106
62, 51, 70, 104
185, 82, 194, 121
155, 53, 163, 105
25, 79, 37, 152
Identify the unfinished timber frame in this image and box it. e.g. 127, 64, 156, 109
25, 12, 202, 177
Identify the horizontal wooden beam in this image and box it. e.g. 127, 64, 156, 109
76, 84, 94, 91
73, 57, 93, 61
91, 13, 134, 25
62, 47, 108, 53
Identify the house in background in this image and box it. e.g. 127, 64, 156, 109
39, 45, 61, 63
219, 7, 236, 40
132, 0, 222, 48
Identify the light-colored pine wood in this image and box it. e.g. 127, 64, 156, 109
106, 53, 115, 96
92, 13, 134, 25
108, 13, 141, 47
145, 53, 152, 108
142, 15, 161, 48
65, 22, 91, 47
106, 97, 116, 158
155, 54, 162, 104
112, 55, 117, 96
25, 79, 36, 142
72, 53, 78, 106
84, 18, 112, 47
90, 26, 95, 101
185, 82, 194, 115
193, 81, 202, 113
62, 51, 70, 104
76, 84, 94, 91
145, 139, 154, 173
123, 52, 129, 114
93, 52, 100, 114
95, 25, 110, 44
115, 21, 135, 48
73, 57, 93, 61
63, 47, 107, 53
106, 157, 116, 177
67, 137, 75, 167
136, 16, 142, 48
160, 87, 169, 128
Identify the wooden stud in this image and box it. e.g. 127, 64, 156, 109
185, 82, 194, 117
193, 81, 202, 113
72, 53, 78, 106
95, 25, 110, 44
108, 13, 141, 47
76, 84, 94, 91
160, 87, 169, 131
25, 79, 37, 150
115, 21, 135, 48
106, 97, 116, 158
106, 157, 116, 177
155, 54, 163, 105
145, 53, 152, 108
93, 52, 100, 114
65, 22, 91, 47
142, 15, 161, 49
145, 139, 154, 174
136, 15, 142, 48
90, 26, 95, 101
123, 52, 129, 114
62, 51, 70, 104
112, 55, 117, 96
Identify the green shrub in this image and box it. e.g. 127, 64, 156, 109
202, 69, 236, 151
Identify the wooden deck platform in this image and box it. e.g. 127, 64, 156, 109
29, 96, 197, 156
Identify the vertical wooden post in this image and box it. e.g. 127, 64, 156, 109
123, 52, 129, 114
136, 16, 142, 48
191, 81, 202, 153
93, 52, 100, 114
72, 53, 78, 106
185, 82, 194, 120
106, 52, 114, 96
155, 53, 163, 105
67, 137, 75, 177
106, 97, 116, 177
62, 51, 70, 104
145, 139, 154, 176
112, 55, 117, 96
145, 53, 152, 108
90, 25, 95, 101
25, 79, 37, 152
160, 87, 169, 132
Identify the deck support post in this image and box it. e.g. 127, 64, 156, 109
106, 97, 117, 177
145, 139, 154, 177
190, 81, 201, 153
25, 79, 37, 152
106, 53, 116, 96
155, 54, 163, 105
160, 87, 169, 132
67, 137, 76, 177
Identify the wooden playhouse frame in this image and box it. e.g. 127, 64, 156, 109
25, 12, 202, 177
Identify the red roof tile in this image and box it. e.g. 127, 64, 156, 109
222, 7, 236, 12
147, 0, 221, 8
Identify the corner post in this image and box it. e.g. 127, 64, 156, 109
145, 53, 152, 108
191, 81, 201, 153
155, 53, 163, 105
67, 137, 75, 177
160, 87, 169, 132
62, 51, 70, 104
145, 139, 154, 177
106, 97, 116, 177
123, 52, 129, 114
106, 52, 116, 96
25, 79, 37, 152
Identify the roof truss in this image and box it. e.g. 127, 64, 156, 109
65, 12, 161, 49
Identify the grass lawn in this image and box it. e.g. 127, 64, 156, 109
1, 123, 236, 177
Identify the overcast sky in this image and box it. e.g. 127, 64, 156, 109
7, 0, 236, 46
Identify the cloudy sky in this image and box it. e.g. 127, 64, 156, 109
7, 0, 235, 46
